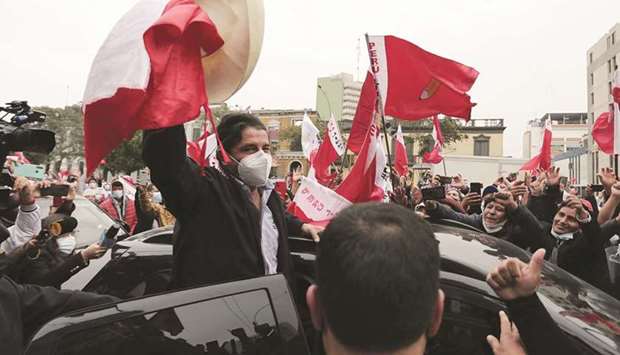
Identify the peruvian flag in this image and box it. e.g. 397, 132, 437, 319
287, 177, 352, 227
186, 131, 219, 168
336, 122, 388, 203
366, 35, 479, 120
347, 71, 377, 154
82, 0, 224, 175
301, 112, 321, 161
311, 114, 346, 184
593, 112, 614, 155
520, 119, 552, 171
423, 116, 444, 164
613, 70, 620, 154
394, 124, 409, 176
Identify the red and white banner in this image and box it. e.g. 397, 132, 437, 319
288, 177, 352, 227
347, 71, 377, 154
366, 35, 478, 120
336, 123, 388, 203
520, 118, 552, 171
394, 124, 409, 176
311, 114, 346, 184
422, 116, 444, 164
187, 132, 219, 168
301, 112, 321, 161
82, 0, 224, 175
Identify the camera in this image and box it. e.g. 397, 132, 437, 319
0, 101, 56, 205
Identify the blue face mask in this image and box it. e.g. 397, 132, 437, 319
153, 192, 163, 204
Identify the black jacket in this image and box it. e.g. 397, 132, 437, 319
428, 202, 545, 251
540, 221, 610, 291
0, 275, 116, 355
17, 240, 89, 289
143, 126, 304, 290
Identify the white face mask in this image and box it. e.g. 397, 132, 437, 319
112, 190, 124, 200
233, 150, 272, 187
152, 192, 163, 204
56, 234, 77, 255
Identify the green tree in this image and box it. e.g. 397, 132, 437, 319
403, 116, 466, 156
279, 125, 302, 151
33, 104, 84, 164
103, 132, 145, 175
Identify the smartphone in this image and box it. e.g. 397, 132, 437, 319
470, 182, 483, 195
438, 176, 452, 185
99, 223, 121, 248
40, 184, 70, 197
14, 164, 45, 181
591, 184, 605, 192
421, 186, 446, 201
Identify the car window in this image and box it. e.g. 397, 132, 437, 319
427, 282, 503, 355
47, 289, 300, 355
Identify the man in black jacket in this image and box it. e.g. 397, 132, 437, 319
1, 275, 116, 355
143, 113, 321, 290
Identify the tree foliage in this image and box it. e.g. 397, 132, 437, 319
104, 132, 145, 175
400, 116, 466, 156
279, 125, 302, 151
34, 105, 84, 164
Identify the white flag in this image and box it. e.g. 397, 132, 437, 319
301, 112, 321, 160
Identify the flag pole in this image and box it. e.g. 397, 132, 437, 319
364, 33, 396, 185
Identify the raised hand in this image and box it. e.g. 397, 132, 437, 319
486, 249, 545, 301
493, 192, 518, 212
545, 166, 561, 187
486, 311, 526, 355
598, 167, 617, 192
509, 181, 528, 202
461, 192, 482, 211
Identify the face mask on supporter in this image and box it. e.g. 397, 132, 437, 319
56, 234, 77, 255
232, 150, 272, 187
112, 190, 124, 200
153, 192, 163, 204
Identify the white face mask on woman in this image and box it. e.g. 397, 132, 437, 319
232, 150, 273, 187
56, 234, 77, 255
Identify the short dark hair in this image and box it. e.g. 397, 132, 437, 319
316, 202, 440, 352
111, 181, 123, 189
217, 113, 267, 153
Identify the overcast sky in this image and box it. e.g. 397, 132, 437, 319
0, 0, 618, 157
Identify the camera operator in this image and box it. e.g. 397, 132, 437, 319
0, 177, 44, 254
16, 217, 106, 289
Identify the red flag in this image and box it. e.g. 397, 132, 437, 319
83, 0, 224, 175
347, 71, 377, 154
311, 114, 346, 185
422, 116, 444, 164
520, 119, 552, 171
394, 124, 408, 176
593, 112, 614, 154
367, 35, 479, 120
336, 123, 387, 203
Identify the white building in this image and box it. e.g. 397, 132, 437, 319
316, 73, 362, 121
587, 23, 620, 182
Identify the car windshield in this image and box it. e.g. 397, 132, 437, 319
37, 196, 117, 248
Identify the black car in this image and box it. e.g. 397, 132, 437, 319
26, 222, 620, 355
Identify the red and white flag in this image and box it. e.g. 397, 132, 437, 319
347, 71, 377, 154
287, 177, 352, 227
366, 35, 479, 120
336, 122, 388, 203
301, 112, 321, 161
613, 70, 620, 155
311, 114, 346, 184
82, 0, 224, 175
423, 116, 444, 164
187, 131, 219, 168
593, 112, 614, 155
394, 124, 409, 176
520, 118, 552, 171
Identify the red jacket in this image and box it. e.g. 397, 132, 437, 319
100, 197, 137, 234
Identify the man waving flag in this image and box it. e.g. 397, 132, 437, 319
82, 0, 224, 175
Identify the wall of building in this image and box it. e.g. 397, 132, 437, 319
316, 73, 362, 121
429, 155, 528, 185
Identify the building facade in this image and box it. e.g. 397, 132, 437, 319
587, 23, 620, 182
316, 73, 363, 121
522, 113, 588, 159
